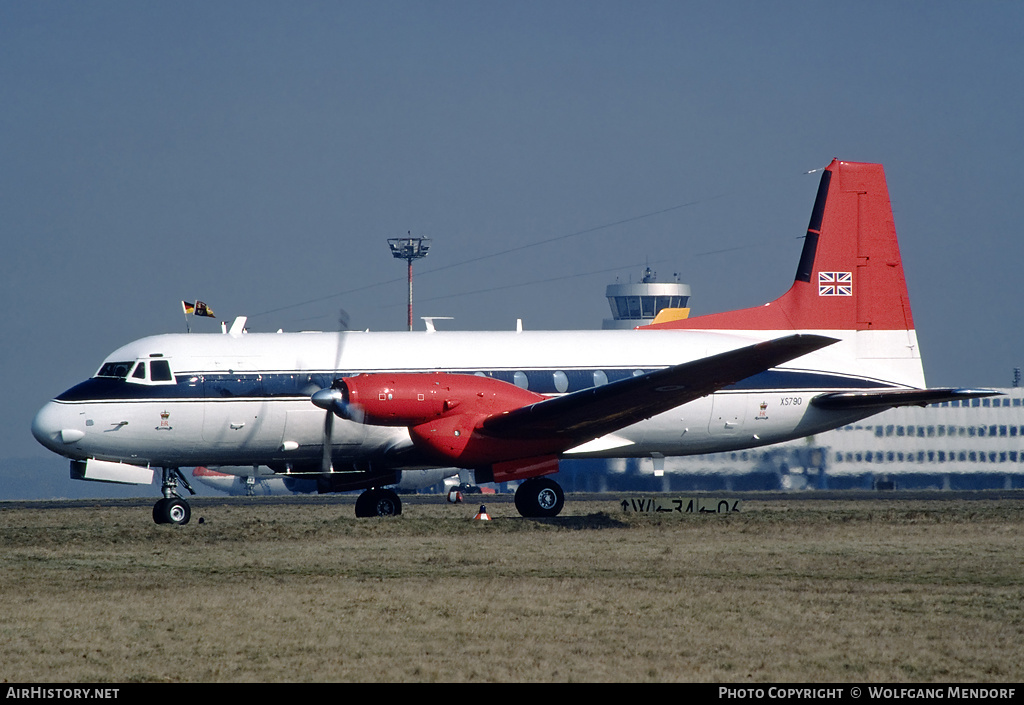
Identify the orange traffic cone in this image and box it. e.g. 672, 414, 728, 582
473, 504, 491, 521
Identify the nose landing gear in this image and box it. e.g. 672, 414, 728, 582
153, 496, 191, 525
153, 468, 195, 525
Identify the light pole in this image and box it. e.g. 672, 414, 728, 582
387, 233, 430, 331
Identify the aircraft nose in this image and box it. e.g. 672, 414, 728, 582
31, 401, 83, 454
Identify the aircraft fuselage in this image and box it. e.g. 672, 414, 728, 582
33, 327, 901, 473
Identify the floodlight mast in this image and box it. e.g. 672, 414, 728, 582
387, 233, 431, 331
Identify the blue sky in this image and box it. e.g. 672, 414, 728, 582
4, 1, 1024, 469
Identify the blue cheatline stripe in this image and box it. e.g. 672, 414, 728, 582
54, 367, 899, 403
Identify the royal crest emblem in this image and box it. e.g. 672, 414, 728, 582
156, 410, 172, 431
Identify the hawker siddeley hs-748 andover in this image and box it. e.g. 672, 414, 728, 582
32, 159, 996, 524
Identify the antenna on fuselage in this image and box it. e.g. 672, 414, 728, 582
228, 317, 247, 337
422, 316, 453, 333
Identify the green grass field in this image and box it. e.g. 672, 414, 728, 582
1, 496, 1021, 682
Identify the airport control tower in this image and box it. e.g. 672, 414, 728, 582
602, 267, 691, 329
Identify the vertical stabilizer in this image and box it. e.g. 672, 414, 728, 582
645, 159, 914, 332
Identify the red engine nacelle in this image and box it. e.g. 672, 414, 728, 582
340, 372, 543, 426
339, 373, 564, 466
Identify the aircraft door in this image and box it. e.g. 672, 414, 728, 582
200, 367, 268, 446
709, 392, 749, 438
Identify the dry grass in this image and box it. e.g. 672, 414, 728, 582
0, 496, 1022, 682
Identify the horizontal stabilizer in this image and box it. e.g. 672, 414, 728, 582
812, 388, 1001, 411
563, 434, 636, 454
483, 334, 837, 443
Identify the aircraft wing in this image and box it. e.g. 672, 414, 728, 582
811, 388, 1001, 410
481, 334, 837, 443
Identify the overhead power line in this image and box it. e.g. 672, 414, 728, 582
249, 191, 728, 321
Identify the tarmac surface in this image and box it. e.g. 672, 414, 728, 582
3, 488, 1023, 513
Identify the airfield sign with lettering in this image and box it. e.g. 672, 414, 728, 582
620, 497, 741, 515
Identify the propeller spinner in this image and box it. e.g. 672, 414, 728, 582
311, 380, 364, 422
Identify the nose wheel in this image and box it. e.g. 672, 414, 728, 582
153, 467, 195, 525
153, 497, 191, 525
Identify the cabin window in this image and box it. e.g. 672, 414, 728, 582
552, 371, 568, 393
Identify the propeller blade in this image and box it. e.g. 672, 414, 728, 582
316, 309, 352, 475
321, 408, 334, 474
313, 307, 358, 473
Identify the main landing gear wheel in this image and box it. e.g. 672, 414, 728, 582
355, 488, 402, 518
153, 497, 191, 525
514, 477, 565, 518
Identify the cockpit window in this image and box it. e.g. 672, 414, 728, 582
150, 359, 173, 382
97, 359, 175, 383
96, 362, 134, 379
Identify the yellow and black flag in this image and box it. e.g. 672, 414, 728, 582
182, 300, 216, 318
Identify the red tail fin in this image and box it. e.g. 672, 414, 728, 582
646, 159, 914, 331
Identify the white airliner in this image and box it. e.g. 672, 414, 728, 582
32, 159, 995, 524
191, 466, 318, 496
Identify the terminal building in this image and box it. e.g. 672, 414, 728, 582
607, 388, 1024, 492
